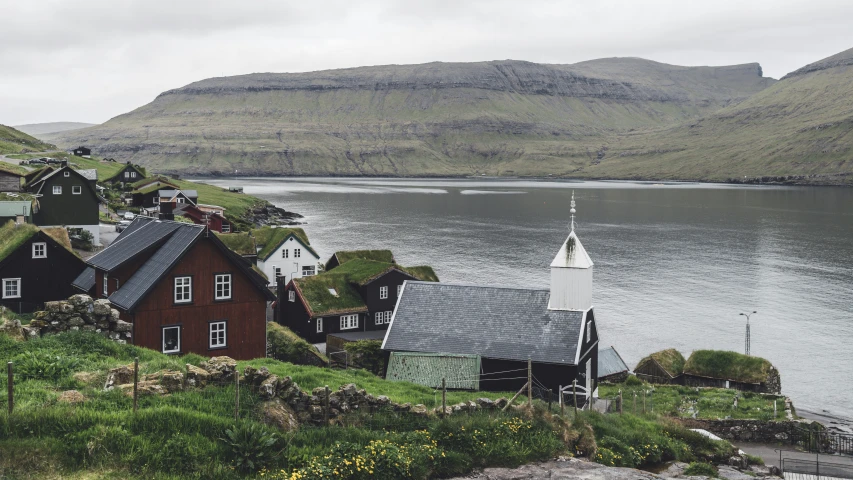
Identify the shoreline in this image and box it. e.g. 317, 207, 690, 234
797, 407, 853, 434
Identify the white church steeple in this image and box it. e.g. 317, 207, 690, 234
548, 192, 594, 311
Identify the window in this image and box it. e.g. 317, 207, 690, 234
162, 326, 181, 354
103, 273, 109, 296
215, 274, 232, 300
375, 312, 383, 325
174, 276, 192, 303
294, 248, 301, 258
2, 279, 21, 299
288, 290, 295, 302
397, 285, 402, 297
52, 186, 62, 195
340, 314, 358, 330
124, 172, 130, 178
273, 267, 282, 279
115, 278, 120, 289
72, 185, 82, 195
282, 249, 289, 258
209, 321, 226, 349
32, 242, 46, 258
586, 320, 592, 342
64, 171, 70, 177
302, 265, 315, 276
153, 196, 160, 205
177, 197, 185, 204
384, 311, 393, 324
316, 317, 323, 333
130, 172, 137, 178
379, 286, 388, 299
221, 223, 230, 233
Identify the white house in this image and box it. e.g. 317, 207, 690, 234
255, 228, 321, 286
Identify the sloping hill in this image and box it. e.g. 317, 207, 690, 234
585, 47, 853, 184
0, 124, 56, 155
53, 58, 773, 177
14, 121, 96, 138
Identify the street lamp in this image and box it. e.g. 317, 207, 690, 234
739, 311, 757, 355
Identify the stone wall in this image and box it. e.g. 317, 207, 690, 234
681, 418, 813, 444
26, 294, 132, 343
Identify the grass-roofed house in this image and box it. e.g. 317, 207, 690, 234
0, 162, 27, 192
634, 349, 685, 384
24, 165, 102, 246
683, 350, 781, 394
280, 258, 438, 344
0, 221, 85, 313
71, 217, 275, 359
325, 250, 395, 271
254, 227, 321, 286
130, 179, 179, 208
103, 162, 146, 184
383, 196, 600, 397
214, 231, 258, 264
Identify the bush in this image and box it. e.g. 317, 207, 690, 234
12, 351, 80, 381
343, 340, 386, 375
220, 422, 279, 473
625, 375, 643, 387
267, 323, 326, 366
746, 454, 764, 466
684, 461, 718, 477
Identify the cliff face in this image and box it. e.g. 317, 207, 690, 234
53, 58, 777, 177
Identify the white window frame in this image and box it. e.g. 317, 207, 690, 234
375, 312, 383, 325
586, 320, 592, 343
63, 171, 70, 177
397, 284, 402, 297
316, 317, 323, 333
214, 274, 232, 300
72, 185, 82, 195
282, 249, 289, 258
379, 286, 388, 299
302, 265, 315, 276
32, 242, 47, 259
209, 321, 227, 349
103, 273, 109, 296
340, 314, 358, 330
288, 290, 295, 302
273, 266, 282, 279
130, 171, 137, 178
2, 278, 21, 299
52, 186, 62, 195
385, 311, 393, 324
153, 196, 160, 205
174, 276, 192, 304
294, 248, 301, 258
162, 326, 181, 354
177, 197, 185, 204
221, 223, 230, 233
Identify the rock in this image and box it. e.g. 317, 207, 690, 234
749, 465, 773, 477
394, 402, 412, 413
717, 465, 756, 480
57, 390, 85, 403
134, 381, 168, 396
160, 370, 184, 392
259, 375, 280, 400
110, 308, 120, 320
67, 316, 85, 327
200, 356, 237, 384
185, 364, 210, 388
22, 326, 41, 339
81, 325, 96, 332
660, 461, 689, 478
476, 397, 495, 409
69, 294, 93, 308
45, 301, 63, 312
376, 395, 390, 405
435, 406, 453, 416
259, 398, 299, 431
728, 455, 749, 470
411, 404, 428, 415
495, 397, 509, 409
0, 318, 24, 341
341, 383, 358, 397
92, 299, 112, 316
104, 364, 134, 390
113, 320, 132, 332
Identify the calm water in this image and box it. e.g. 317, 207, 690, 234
196, 177, 853, 420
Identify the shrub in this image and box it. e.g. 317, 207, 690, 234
343, 340, 386, 375
12, 351, 79, 381
684, 461, 718, 477
221, 422, 279, 473
746, 454, 764, 466
625, 375, 644, 387
267, 322, 326, 366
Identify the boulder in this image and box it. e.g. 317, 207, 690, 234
22, 326, 41, 339
495, 397, 509, 409
185, 364, 210, 388
411, 404, 428, 416
259, 398, 299, 432
394, 402, 412, 413
45, 301, 63, 312
69, 294, 93, 308
259, 375, 280, 400
0, 318, 24, 341
160, 370, 185, 392
340, 383, 358, 397
57, 390, 85, 404
200, 356, 237, 384
243, 366, 271, 386
67, 316, 85, 327
104, 364, 134, 390
92, 299, 112, 316
110, 308, 120, 320
476, 397, 495, 409
113, 320, 132, 333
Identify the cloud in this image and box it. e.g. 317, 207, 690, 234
1, 0, 851, 125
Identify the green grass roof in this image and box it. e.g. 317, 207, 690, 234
0, 162, 28, 176
331, 249, 394, 267
332, 259, 439, 285
133, 182, 173, 195
294, 273, 367, 316
130, 175, 175, 189
637, 349, 686, 378
0, 221, 39, 262
253, 227, 313, 260
684, 350, 773, 384
214, 232, 257, 256
403, 265, 439, 282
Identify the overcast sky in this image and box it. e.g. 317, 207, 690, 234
2, 0, 851, 126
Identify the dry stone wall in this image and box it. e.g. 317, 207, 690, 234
26, 294, 132, 343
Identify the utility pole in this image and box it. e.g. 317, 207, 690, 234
740, 311, 757, 355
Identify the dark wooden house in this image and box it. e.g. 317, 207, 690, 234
0, 221, 86, 313
130, 180, 179, 207
634, 349, 685, 385
25, 166, 101, 246
0, 163, 24, 192
104, 162, 146, 184
325, 250, 395, 271
174, 203, 232, 233
597, 346, 630, 383
279, 259, 438, 344
22, 166, 54, 189
71, 217, 275, 359
72, 146, 91, 157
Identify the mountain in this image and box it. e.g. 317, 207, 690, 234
587, 47, 853, 184
0, 125, 56, 155
15, 122, 97, 138
52, 58, 773, 176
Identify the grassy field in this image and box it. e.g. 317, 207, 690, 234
0, 125, 56, 155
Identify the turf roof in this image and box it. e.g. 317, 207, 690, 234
331, 259, 439, 285
294, 273, 367, 317
0, 220, 39, 262
684, 350, 773, 384
133, 182, 173, 195
636, 349, 686, 378
331, 249, 394, 267
0, 162, 27, 176
130, 176, 175, 189
253, 227, 313, 260
214, 232, 257, 256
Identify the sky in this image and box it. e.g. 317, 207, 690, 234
2, 0, 851, 126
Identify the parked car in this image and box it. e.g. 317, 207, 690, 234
123, 211, 135, 220
116, 220, 131, 232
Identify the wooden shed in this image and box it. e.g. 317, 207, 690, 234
634, 349, 685, 384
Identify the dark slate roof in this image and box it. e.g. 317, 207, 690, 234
77, 169, 98, 181
383, 282, 584, 365
87, 219, 183, 271
72, 267, 95, 291
598, 346, 629, 378
327, 330, 388, 342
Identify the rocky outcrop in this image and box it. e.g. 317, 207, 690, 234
0, 317, 25, 341
27, 295, 131, 343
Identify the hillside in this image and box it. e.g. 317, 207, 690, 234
586, 47, 853, 184
14, 121, 96, 138
53, 58, 774, 177
0, 124, 56, 155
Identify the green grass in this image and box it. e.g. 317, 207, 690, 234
214, 232, 256, 256
0, 160, 29, 175
684, 350, 773, 384
0, 125, 56, 155
636, 349, 686, 378
598, 380, 787, 420
331, 250, 395, 268
253, 226, 311, 259
0, 220, 39, 262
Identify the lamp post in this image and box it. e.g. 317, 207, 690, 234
739, 311, 757, 355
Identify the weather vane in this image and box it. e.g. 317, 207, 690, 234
570, 191, 576, 232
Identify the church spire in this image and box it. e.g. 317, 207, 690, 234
549, 191, 594, 311
570, 190, 576, 232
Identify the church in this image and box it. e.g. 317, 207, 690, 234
382, 193, 600, 402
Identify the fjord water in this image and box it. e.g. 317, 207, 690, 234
199, 177, 853, 420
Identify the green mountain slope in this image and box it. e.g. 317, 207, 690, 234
53, 58, 774, 177
0, 125, 56, 155
14, 121, 96, 138
583, 47, 853, 184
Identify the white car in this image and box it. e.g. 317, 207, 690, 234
123, 212, 135, 220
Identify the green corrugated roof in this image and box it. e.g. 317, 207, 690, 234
386, 352, 481, 390
0, 201, 31, 217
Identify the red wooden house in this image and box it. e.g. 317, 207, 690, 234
72, 217, 274, 359
174, 203, 233, 233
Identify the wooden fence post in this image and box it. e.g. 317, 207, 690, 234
572, 380, 577, 415
441, 378, 447, 418
559, 385, 564, 415
132, 357, 138, 414
633, 391, 637, 414
502, 382, 529, 412
618, 389, 623, 415
527, 359, 532, 408
234, 371, 240, 421
7, 362, 12, 416
643, 390, 646, 414
324, 385, 330, 425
